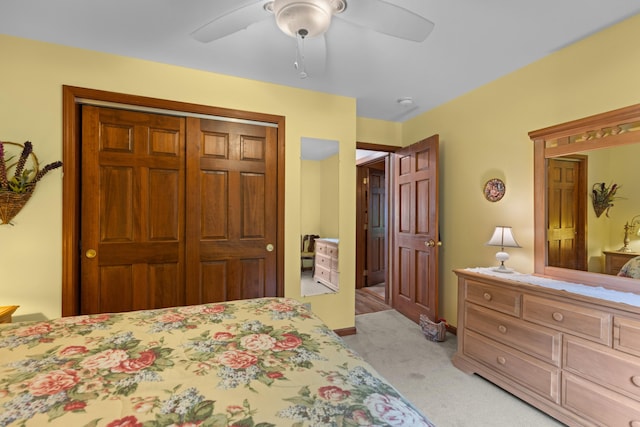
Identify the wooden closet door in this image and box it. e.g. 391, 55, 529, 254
81, 106, 186, 314
185, 118, 278, 304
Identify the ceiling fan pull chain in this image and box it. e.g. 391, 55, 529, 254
295, 33, 308, 79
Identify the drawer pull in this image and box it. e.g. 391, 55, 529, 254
497, 325, 507, 334
551, 312, 564, 322
631, 375, 640, 387
496, 356, 506, 365
483, 292, 492, 301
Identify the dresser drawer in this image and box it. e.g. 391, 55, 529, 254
331, 257, 339, 271
326, 244, 338, 258
604, 251, 640, 275
314, 265, 331, 283
465, 302, 561, 366
564, 336, 640, 401
615, 316, 640, 357
522, 295, 612, 345
315, 253, 332, 269
463, 330, 560, 403
563, 372, 640, 427
315, 242, 328, 255
609, 256, 632, 274
465, 280, 521, 317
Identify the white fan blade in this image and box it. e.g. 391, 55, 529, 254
338, 0, 434, 42
191, 1, 271, 43
296, 34, 327, 78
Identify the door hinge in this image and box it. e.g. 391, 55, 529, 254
363, 177, 368, 185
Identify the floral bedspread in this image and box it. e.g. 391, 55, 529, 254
0, 297, 434, 427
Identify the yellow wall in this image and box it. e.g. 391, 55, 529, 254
300, 160, 323, 236
300, 155, 339, 232
356, 117, 403, 146
607, 144, 640, 253
0, 34, 356, 329
319, 154, 340, 238
402, 13, 640, 325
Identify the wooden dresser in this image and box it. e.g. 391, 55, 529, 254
453, 269, 640, 427
313, 238, 339, 291
604, 251, 640, 275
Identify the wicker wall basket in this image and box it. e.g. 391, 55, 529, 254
0, 140, 62, 225
0, 186, 35, 225
0, 141, 39, 225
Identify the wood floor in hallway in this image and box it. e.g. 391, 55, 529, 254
355, 287, 391, 315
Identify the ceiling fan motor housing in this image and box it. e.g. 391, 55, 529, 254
272, 0, 346, 39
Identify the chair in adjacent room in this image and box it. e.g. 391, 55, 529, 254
301, 234, 319, 273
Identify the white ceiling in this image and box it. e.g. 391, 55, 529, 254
2, 1, 639, 122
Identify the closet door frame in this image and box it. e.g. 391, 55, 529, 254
61, 85, 285, 316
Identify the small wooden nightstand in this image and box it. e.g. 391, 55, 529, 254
0, 306, 19, 324
603, 251, 640, 275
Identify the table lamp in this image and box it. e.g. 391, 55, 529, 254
487, 226, 521, 273
619, 214, 640, 252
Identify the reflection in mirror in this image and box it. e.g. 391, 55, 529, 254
547, 144, 640, 275
531, 103, 640, 294
300, 138, 339, 296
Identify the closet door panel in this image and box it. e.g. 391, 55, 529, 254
186, 118, 278, 304
81, 106, 186, 314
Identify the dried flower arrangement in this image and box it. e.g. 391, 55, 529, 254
0, 141, 62, 225
591, 182, 620, 218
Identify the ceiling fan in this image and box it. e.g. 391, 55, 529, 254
191, 0, 434, 77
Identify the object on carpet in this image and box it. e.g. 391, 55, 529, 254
420, 314, 448, 342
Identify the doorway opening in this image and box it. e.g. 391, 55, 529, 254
355, 142, 397, 313
355, 136, 441, 323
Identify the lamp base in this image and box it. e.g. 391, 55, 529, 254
493, 252, 513, 273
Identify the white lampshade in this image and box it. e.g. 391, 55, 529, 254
486, 226, 521, 273
487, 226, 521, 249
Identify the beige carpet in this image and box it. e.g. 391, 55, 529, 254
341, 310, 565, 427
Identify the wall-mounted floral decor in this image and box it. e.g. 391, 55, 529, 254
591, 182, 620, 218
0, 141, 62, 225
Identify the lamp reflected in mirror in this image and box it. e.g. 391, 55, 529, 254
619, 214, 640, 252
487, 226, 521, 273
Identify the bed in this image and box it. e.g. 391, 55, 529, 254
0, 297, 433, 426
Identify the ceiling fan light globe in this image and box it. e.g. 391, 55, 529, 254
273, 0, 335, 38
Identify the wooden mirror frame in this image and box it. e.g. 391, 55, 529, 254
529, 102, 640, 294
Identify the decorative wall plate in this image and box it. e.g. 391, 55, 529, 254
484, 178, 505, 202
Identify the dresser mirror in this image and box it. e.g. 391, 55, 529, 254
300, 137, 339, 296
529, 104, 640, 293
529, 103, 640, 294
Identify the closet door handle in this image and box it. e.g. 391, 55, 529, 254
85, 249, 97, 259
